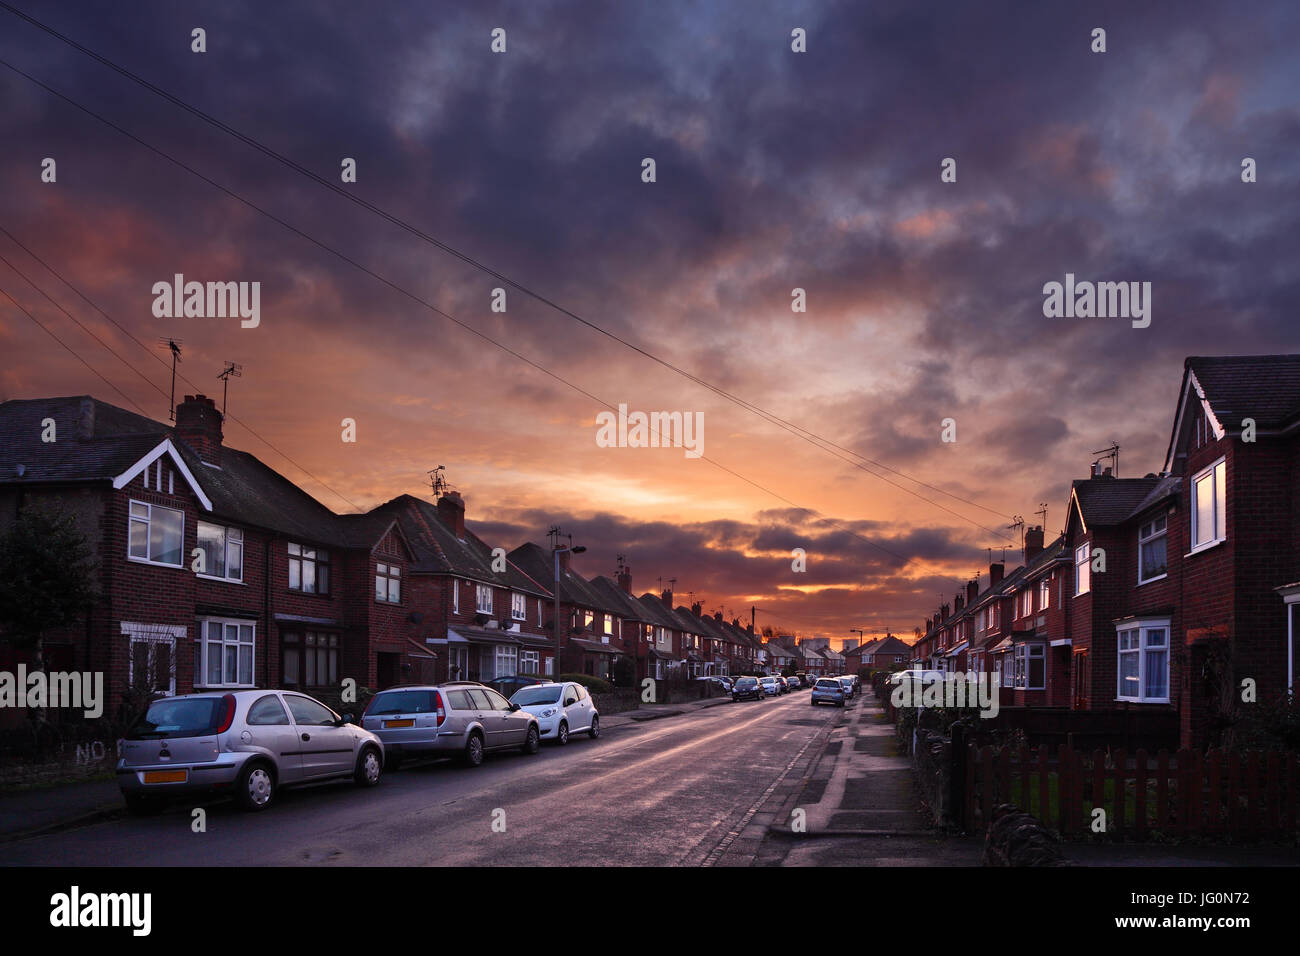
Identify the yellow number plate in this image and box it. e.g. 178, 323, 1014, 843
384, 719, 415, 728
143, 769, 188, 784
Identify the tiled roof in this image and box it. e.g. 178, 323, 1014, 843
589, 576, 655, 622
510, 542, 607, 608
1072, 476, 1163, 528
1188, 355, 1300, 430
0, 397, 384, 547
372, 495, 549, 595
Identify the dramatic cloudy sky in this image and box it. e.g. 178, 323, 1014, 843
2, 1, 1299, 646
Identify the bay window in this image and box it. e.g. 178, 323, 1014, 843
1116, 620, 1169, 703
282, 631, 339, 688
197, 618, 255, 687
1012, 642, 1046, 690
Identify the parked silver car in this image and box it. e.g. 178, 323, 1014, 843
361, 682, 540, 768
811, 678, 846, 707
117, 690, 384, 814
510, 681, 599, 744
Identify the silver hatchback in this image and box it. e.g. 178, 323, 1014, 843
117, 690, 384, 814
361, 682, 541, 768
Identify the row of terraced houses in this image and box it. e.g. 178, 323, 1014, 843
910, 355, 1300, 751
0, 393, 782, 726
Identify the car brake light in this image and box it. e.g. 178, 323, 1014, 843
216, 693, 237, 733
433, 691, 445, 727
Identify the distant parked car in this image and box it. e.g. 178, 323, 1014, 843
835, 675, 855, 699
811, 678, 846, 707
784, 676, 800, 691
888, 668, 945, 685
759, 676, 782, 697
510, 681, 599, 744
117, 690, 384, 814
362, 682, 540, 769
732, 676, 764, 701
485, 675, 547, 698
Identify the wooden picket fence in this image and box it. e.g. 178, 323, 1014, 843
963, 744, 1300, 841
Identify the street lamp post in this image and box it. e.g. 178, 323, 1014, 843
553, 540, 586, 682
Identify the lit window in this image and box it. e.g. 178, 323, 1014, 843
1190, 458, 1227, 551
1075, 543, 1091, 596
511, 592, 527, 621
476, 584, 494, 614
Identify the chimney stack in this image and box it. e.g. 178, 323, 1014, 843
175, 394, 223, 463
967, 579, 979, 604
691, 602, 702, 616
76, 397, 95, 440
660, 587, 673, 608
1024, 525, 1044, 564
437, 491, 466, 537
617, 565, 633, 594
955, 593, 965, 613
989, 562, 1004, 587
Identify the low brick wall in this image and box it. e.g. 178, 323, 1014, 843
1, 737, 120, 789
592, 688, 639, 716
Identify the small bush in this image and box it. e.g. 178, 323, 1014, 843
558, 673, 612, 695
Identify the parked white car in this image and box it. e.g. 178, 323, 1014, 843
888, 668, 946, 685
510, 681, 600, 745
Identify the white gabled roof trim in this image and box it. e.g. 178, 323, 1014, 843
1164, 369, 1226, 473
112, 438, 213, 511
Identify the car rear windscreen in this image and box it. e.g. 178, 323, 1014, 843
368, 690, 438, 715
130, 697, 225, 739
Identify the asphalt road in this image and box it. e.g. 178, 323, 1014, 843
0, 691, 839, 867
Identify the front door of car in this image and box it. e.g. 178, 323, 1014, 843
243, 693, 303, 784
284, 694, 354, 778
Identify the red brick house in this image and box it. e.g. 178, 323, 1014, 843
0, 395, 432, 724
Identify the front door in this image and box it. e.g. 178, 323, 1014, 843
1072, 649, 1090, 710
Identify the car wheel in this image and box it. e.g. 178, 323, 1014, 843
556, 721, 569, 746
463, 732, 485, 767
124, 793, 165, 816
588, 715, 600, 739
521, 724, 540, 755
354, 746, 382, 787
234, 761, 275, 812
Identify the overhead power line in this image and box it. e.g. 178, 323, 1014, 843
0, 0, 1015, 537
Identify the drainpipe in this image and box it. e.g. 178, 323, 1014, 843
264, 536, 272, 688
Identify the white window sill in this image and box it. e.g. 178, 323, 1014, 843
1135, 573, 1168, 588
1116, 697, 1171, 705
127, 556, 184, 570
1185, 538, 1226, 559
196, 573, 244, 584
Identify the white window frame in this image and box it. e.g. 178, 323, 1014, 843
1039, 575, 1050, 610
196, 521, 243, 582
520, 649, 539, 674
195, 616, 256, 688
375, 562, 401, 603
604, 614, 615, 636
127, 499, 185, 567
122, 622, 183, 695
1075, 543, 1091, 596
476, 583, 494, 614
1137, 514, 1168, 584
494, 644, 518, 679
1116, 619, 1170, 703
1019, 589, 1033, 620
453, 579, 460, 614
511, 591, 527, 621
1012, 642, 1046, 690
1189, 457, 1227, 554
